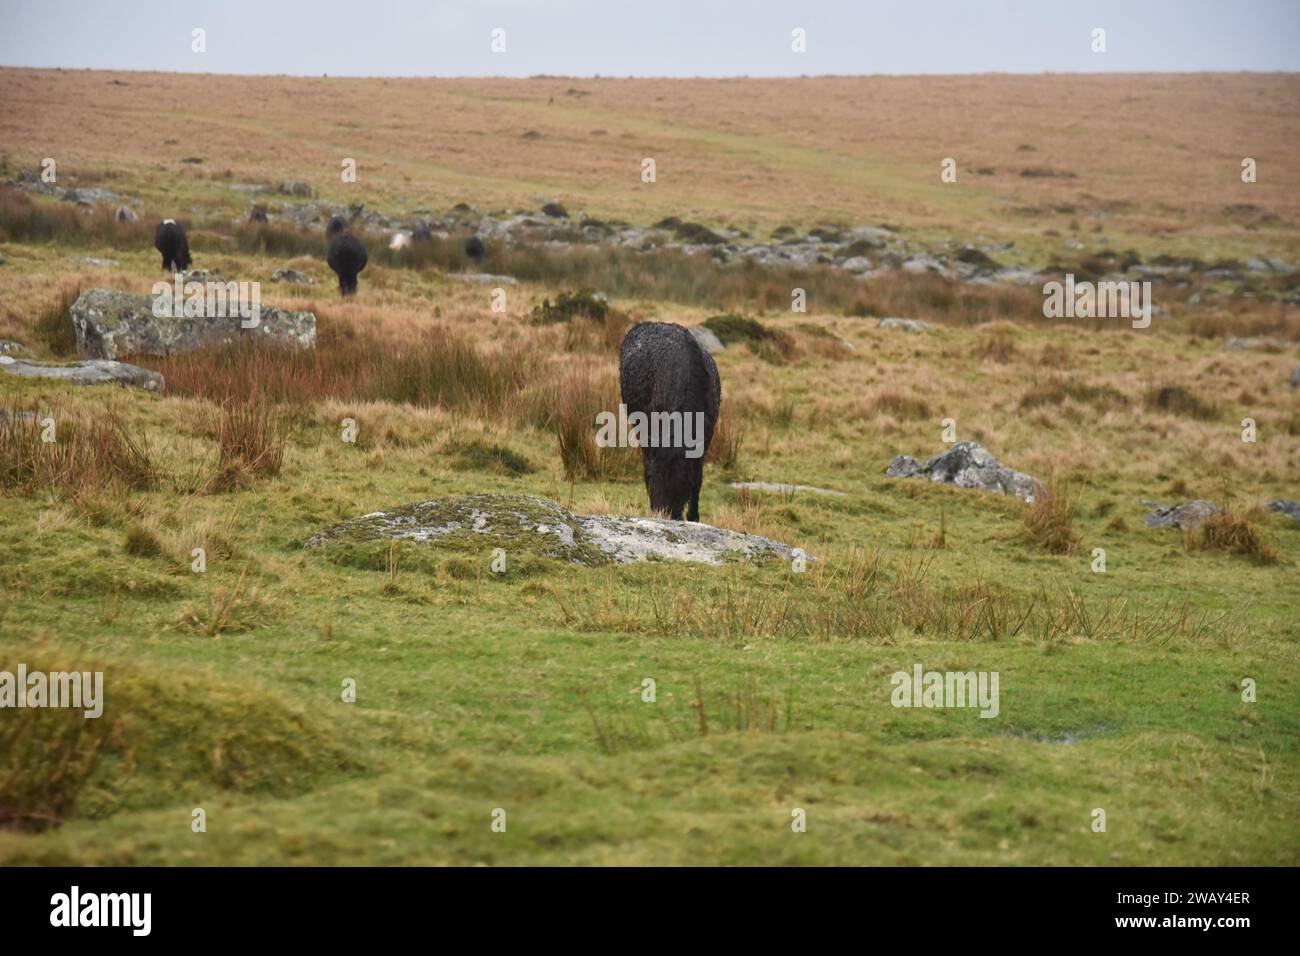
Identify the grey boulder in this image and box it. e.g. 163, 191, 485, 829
688, 325, 726, 353
886, 441, 1042, 502
1267, 499, 1300, 522
61, 186, 120, 205
1144, 500, 1221, 530
69, 288, 316, 359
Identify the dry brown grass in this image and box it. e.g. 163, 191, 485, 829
544, 360, 638, 481
1188, 509, 1280, 565
4, 69, 1297, 247
207, 400, 288, 492
31, 279, 83, 357
138, 316, 535, 413
1020, 478, 1081, 556
0, 186, 153, 248
866, 390, 933, 421
1145, 384, 1219, 421
0, 402, 155, 498
704, 401, 744, 473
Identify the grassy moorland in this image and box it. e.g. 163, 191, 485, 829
0, 69, 1297, 865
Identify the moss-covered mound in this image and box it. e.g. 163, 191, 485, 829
0, 646, 360, 831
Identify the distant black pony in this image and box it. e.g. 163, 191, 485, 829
464, 235, 485, 264
326, 215, 368, 297
619, 322, 721, 522
153, 219, 191, 272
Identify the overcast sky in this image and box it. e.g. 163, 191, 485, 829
1, 0, 1298, 77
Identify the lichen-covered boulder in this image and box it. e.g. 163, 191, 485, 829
69, 288, 315, 359
304, 494, 807, 567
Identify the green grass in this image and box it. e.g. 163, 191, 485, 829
1, 374, 1297, 863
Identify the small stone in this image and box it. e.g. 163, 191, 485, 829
729, 482, 845, 497
455, 273, 518, 285
1267, 500, 1300, 522
0, 357, 164, 390
877, 317, 936, 333
1144, 500, 1222, 530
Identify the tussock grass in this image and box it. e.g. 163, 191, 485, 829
139, 319, 534, 413
31, 280, 82, 357
452, 439, 534, 477
210, 400, 287, 490
867, 390, 932, 421
0, 402, 156, 497
123, 523, 163, 558
1019, 378, 1129, 410
175, 569, 266, 635
0, 696, 110, 832
1146, 384, 1218, 420
532, 289, 611, 324
1189, 509, 1280, 565
554, 550, 1242, 645
975, 322, 1018, 363
704, 402, 744, 473
703, 313, 796, 362
545, 362, 638, 481
1020, 479, 1081, 555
